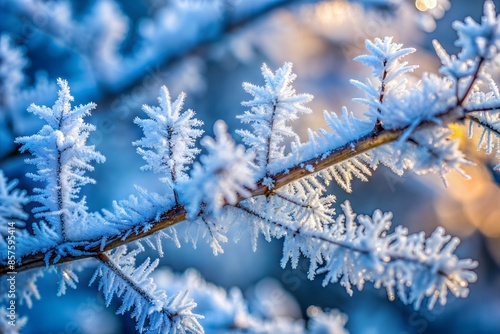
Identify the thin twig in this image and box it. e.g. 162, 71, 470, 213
467, 114, 500, 137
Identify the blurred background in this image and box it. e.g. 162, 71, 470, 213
1, 0, 500, 333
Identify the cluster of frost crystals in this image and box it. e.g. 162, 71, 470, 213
235, 199, 477, 310
182, 120, 255, 219
90, 246, 203, 334
265, 103, 374, 192
453, 0, 500, 61
351, 36, 419, 128
464, 76, 500, 166
415, 0, 451, 32
319, 203, 477, 310
409, 128, 471, 182
237, 62, 313, 177
100, 187, 180, 256
371, 128, 471, 181
15, 79, 105, 241
0, 260, 89, 331
431, 0, 500, 86
0, 171, 27, 242
134, 86, 203, 199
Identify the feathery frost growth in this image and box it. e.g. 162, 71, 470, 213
467, 77, 500, 166
238, 62, 313, 178
91, 246, 203, 334
351, 36, 418, 127
182, 120, 255, 219
3, 1, 500, 333
236, 199, 477, 310
134, 86, 203, 203
16, 79, 105, 241
346, 28, 472, 182
436, 0, 500, 169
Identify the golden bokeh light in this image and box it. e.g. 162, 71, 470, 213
415, 0, 438, 12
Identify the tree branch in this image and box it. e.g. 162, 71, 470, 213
1, 38, 494, 275
458, 57, 485, 106
0, 109, 459, 276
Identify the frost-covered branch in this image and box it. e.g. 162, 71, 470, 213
3, 3, 500, 331
2, 84, 494, 275
0, 120, 405, 276
0, 113, 470, 276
